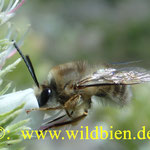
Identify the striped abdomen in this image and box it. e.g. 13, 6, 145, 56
95, 85, 132, 106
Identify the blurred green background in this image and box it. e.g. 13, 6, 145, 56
4, 0, 150, 150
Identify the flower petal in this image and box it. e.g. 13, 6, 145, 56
0, 88, 45, 129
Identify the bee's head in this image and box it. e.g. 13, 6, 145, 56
13, 41, 55, 107
34, 84, 53, 107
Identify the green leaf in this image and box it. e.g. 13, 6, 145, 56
0, 82, 12, 96
0, 103, 25, 121
0, 58, 22, 78
0, 110, 22, 128
6, 119, 30, 131
0, 103, 30, 148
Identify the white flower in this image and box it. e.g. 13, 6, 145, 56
0, 88, 45, 129
0, 32, 44, 130
0, 23, 30, 69
0, 0, 26, 25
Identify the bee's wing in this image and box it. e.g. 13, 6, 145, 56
77, 67, 150, 87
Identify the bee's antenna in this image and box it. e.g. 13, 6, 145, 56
13, 41, 40, 88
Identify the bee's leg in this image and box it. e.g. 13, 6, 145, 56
42, 111, 88, 131
63, 94, 82, 118
65, 110, 73, 118
26, 106, 64, 113
26, 94, 81, 115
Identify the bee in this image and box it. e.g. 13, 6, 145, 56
13, 42, 150, 131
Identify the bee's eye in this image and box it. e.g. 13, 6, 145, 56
38, 88, 52, 107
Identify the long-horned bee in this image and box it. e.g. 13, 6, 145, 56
13, 42, 150, 130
